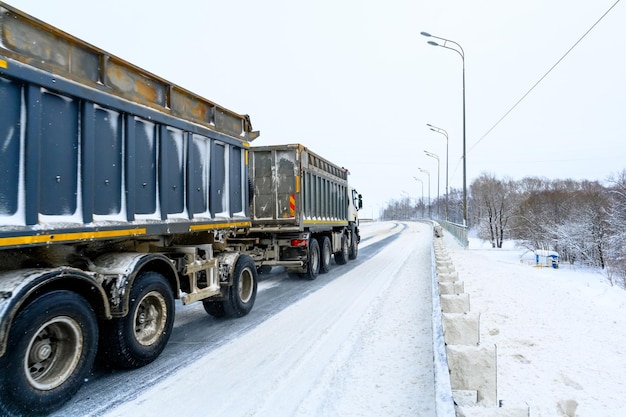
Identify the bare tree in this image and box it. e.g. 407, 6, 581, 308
470, 173, 518, 248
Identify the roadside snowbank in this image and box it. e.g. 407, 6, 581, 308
444, 235, 626, 416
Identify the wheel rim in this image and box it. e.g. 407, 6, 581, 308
238, 267, 254, 304
311, 246, 319, 272
323, 242, 331, 265
133, 290, 168, 346
25, 316, 83, 391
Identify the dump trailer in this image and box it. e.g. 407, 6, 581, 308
0, 3, 260, 414
239, 144, 362, 280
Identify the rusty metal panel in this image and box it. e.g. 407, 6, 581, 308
0, 3, 258, 142
250, 148, 299, 222
106, 58, 167, 108
251, 150, 274, 220
170, 87, 214, 127
250, 144, 350, 227
0, 5, 100, 82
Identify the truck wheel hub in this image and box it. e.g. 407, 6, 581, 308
32, 340, 52, 361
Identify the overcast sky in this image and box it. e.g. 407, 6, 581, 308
6, 0, 625, 218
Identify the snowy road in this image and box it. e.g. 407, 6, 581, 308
51, 221, 436, 417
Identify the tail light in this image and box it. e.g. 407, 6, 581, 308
290, 239, 308, 247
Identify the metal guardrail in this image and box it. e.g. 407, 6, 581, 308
439, 220, 469, 248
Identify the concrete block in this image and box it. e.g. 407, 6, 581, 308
452, 390, 477, 406
455, 405, 529, 417
438, 281, 464, 295
442, 312, 480, 345
438, 281, 456, 295
440, 293, 470, 313
437, 265, 456, 274
447, 344, 498, 406
438, 271, 459, 282
436, 258, 452, 266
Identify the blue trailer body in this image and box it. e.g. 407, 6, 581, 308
0, 4, 257, 250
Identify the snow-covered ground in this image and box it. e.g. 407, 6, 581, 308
56, 220, 626, 417
102, 222, 438, 417
444, 233, 626, 416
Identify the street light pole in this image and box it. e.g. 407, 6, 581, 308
424, 150, 440, 219
427, 124, 449, 221
418, 168, 431, 218
413, 177, 424, 218
421, 31, 467, 226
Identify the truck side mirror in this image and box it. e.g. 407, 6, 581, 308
358, 194, 363, 210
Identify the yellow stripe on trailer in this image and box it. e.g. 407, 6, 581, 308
0, 228, 147, 247
303, 220, 348, 226
189, 221, 251, 231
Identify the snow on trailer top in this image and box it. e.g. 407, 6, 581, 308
0, 2, 258, 142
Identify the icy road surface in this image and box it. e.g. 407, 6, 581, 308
51, 222, 436, 417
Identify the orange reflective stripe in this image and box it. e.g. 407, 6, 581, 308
289, 194, 296, 218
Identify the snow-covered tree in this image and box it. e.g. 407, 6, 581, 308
470, 173, 518, 248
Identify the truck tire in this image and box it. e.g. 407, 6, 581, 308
257, 265, 273, 274
100, 271, 174, 369
203, 299, 226, 318
318, 236, 332, 273
334, 233, 349, 265
0, 291, 97, 416
222, 255, 258, 317
348, 230, 359, 260
302, 238, 320, 280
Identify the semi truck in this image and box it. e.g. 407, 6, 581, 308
0, 3, 361, 415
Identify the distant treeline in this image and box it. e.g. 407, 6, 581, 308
381, 170, 626, 286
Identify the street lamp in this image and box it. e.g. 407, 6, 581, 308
413, 177, 424, 218
424, 150, 440, 219
427, 123, 449, 220
421, 31, 467, 226
418, 168, 431, 218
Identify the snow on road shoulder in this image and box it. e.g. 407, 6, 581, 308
104, 222, 437, 417
444, 235, 626, 416
296, 222, 436, 417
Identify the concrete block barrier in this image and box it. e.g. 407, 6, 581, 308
442, 312, 480, 346
431, 229, 518, 416
440, 293, 470, 314
437, 271, 459, 282
447, 344, 498, 406
438, 281, 464, 295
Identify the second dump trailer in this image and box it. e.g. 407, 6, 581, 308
235, 144, 362, 279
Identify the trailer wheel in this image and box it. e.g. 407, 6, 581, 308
257, 265, 273, 274
302, 238, 321, 280
100, 271, 174, 369
0, 291, 97, 416
318, 236, 332, 273
203, 299, 226, 318
223, 255, 258, 317
334, 233, 349, 265
348, 230, 359, 260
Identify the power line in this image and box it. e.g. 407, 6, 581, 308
469, 0, 622, 152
